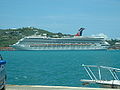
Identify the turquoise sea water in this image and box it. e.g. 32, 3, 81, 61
0, 50, 120, 87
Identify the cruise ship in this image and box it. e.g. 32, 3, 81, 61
11, 28, 109, 50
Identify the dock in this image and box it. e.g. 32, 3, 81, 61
6, 85, 119, 90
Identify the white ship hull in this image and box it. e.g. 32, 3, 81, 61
12, 45, 108, 50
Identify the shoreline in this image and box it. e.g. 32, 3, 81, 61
0, 47, 15, 51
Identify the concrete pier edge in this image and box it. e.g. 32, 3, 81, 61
6, 85, 120, 90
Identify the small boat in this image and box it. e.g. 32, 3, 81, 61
80, 64, 120, 88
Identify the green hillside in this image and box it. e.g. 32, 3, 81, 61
0, 27, 55, 47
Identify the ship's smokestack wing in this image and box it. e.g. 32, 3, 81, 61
79, 28, 85, 36
75, 28, 85, 36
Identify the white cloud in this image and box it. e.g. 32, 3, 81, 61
116, 37, 120, 40
91, 33, 108, 39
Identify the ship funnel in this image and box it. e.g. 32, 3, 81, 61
79, 28, 85, 36
75, 28, 85, 36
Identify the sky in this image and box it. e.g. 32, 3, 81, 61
0, 0, 120, 39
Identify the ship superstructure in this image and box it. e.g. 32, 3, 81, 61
11, 28, 109, 50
